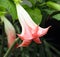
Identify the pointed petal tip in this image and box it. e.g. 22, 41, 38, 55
17, 40, 32, 48
43, 26, 51, 35
17, 45, 22, 48
33, 38, 42, 44
17, 34, 22, 38
45, 26, 51, 32
47, 26, 51, 29
17, 34, 20, 36
17, 44, 28, 48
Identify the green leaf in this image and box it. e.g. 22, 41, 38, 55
0, 6, 6, 11
0, 6, 6, 16
44, 40, 52, 57
37, 0, 43, 2
0, 0, 17, 20
26, 8, 42, 24
53, 14, 60, 21
44, 9, 55, 15
46, 1, 60, 11
29, 0, 37, 6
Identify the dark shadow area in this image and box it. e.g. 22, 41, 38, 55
44, 11, 60, 50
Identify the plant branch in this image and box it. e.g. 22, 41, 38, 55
3, 38, 19, 57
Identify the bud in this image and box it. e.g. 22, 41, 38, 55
1, 16, 17, 47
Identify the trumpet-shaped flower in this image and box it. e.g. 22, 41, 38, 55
1, 16, 17, 47
16, 4, 50, 47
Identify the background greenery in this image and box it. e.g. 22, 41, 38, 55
0, 0, 60, 57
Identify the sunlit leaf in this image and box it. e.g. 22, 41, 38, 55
53, 14, 60, 21
46, 1, 60, 11
26, 8, 42, 24
0, 0, 17, 20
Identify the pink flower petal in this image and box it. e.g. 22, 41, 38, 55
37, 26, 51, 37
33, 38, 42, 44
18, 40, 32, 47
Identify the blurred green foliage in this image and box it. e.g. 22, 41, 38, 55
0, 0, 60, 57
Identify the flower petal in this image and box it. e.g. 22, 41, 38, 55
37, 26, 51, 37
33, 38, 42, 44
16, 3, 51, 47
18, 40, 32, 47
16, 4, 37, 28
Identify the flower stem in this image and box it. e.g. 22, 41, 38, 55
13, 0, 22, 4
3, 38, 19, 57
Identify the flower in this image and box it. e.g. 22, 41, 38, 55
1, 16, 17, 47
16, 4, 50, 47
16, 4, 32, 47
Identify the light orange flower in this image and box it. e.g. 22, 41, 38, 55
16, 4, 50, 47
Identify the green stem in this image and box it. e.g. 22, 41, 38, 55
3, 38, 19, 57
13, 0, 22, 4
